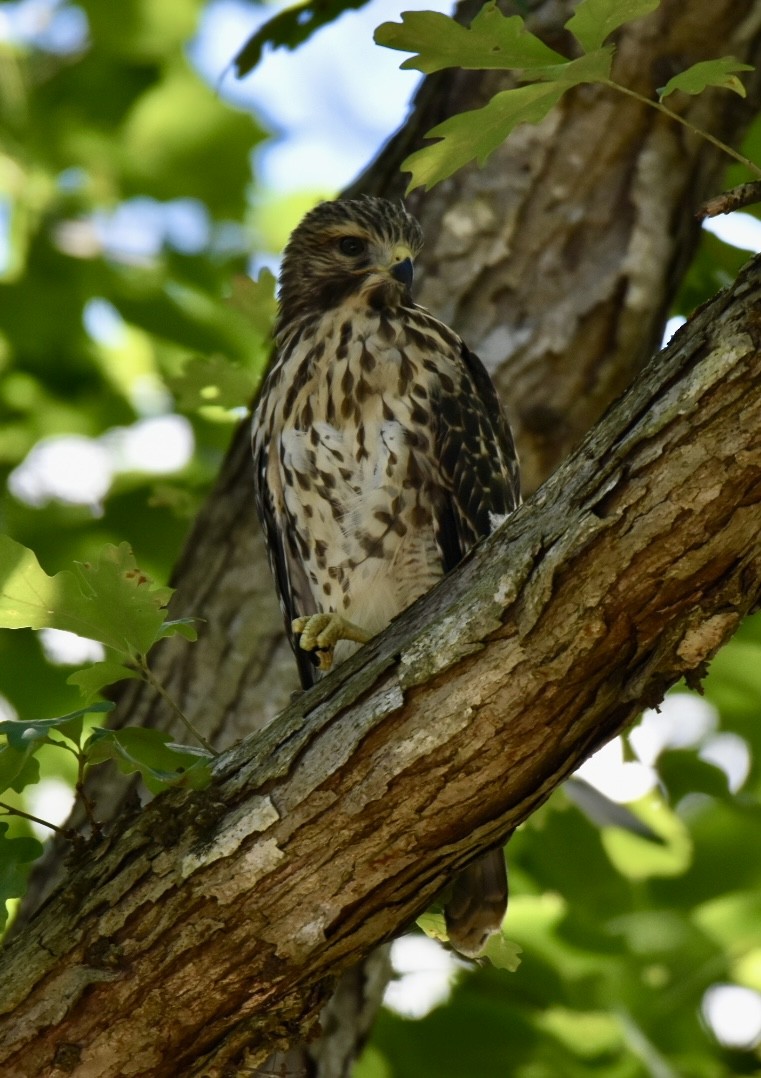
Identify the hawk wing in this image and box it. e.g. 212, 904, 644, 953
253, 436, 319, 690
433, 340, 520, 572
430, 339, 519, 954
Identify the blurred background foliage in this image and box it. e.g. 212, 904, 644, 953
0, 1, 760, 1075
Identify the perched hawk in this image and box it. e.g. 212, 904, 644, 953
251, 196, 520, 956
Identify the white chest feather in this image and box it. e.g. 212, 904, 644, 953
267, 307, 448, 635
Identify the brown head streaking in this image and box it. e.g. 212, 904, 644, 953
251, 195, 520, 956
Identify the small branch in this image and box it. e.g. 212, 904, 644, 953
75, 751, 103, 839
603, 79, 761, 180
0, 801, 76, 840
697, 181, 761, 219
137, 658, 219, 756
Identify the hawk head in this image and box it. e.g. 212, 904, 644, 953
276, 196, 424, 333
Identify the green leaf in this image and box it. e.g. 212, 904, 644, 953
228, 270, 278, 338
121, 63, 264, 220
234, 0, 373, 77
171, 354, 257, 412
157, 618, 198, 643
416, 911, 449, 943
600, 790, 693, 880
72, 544, 174, 656
85, 727, 213, 793
170, 272, 275, 412
0, 743, 40, 795
416, 912, 522, 966
482, 932, 523, 971
566, 0, 660, 52
0, 537, 175, 659
0, 702, 114, 794
0, 702, 113, 751
67, 661, 141, 701
375, 3, 565, 75
658, 748, 731, 802
523, 47, 614, 86
0, 823, 44, 931
402, 83, 566, 192
658, 57, 754, 100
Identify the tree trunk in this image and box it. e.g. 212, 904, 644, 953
9, 0, 761, 1072
2, 250, 761, 1073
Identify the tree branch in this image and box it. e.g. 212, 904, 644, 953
18, 0, 760, 881
2, 251, 760, 1076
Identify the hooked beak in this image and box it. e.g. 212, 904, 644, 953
388, 243, 414, 290
390, 257, 414, 288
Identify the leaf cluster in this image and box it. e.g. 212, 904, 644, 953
2, 2, 761, 1072
375, 0, 754, 190
0, 536, 213, 924
1, 1, 268, 919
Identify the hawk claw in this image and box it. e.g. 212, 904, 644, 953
292, 614, 372, 671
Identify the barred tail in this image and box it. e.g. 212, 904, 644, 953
444, 847, 508, 957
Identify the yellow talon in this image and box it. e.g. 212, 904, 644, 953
292, 613, 372, 670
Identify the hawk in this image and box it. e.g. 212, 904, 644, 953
251, 196, 520, 956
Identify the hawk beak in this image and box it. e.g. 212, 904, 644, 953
390, 257, 414, 288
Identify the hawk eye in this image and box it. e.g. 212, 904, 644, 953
338, 236, 367, 257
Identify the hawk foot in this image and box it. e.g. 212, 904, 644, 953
292, 613, 371, 671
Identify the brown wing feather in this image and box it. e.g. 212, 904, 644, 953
253, 438, 319, 689
433, 341, 520, 571
429, 339, 518, 951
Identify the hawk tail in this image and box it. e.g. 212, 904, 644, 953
444, 847, 508, 957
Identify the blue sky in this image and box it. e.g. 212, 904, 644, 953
189, 0, 454, 194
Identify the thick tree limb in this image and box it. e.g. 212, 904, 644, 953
18, 0, 760, 871
2, 252, 760, 1076
8, 1, 761, 1073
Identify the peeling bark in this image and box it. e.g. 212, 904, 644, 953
2, 251, 760, 1076
8, 0, 761, 1072
23, 0, 756, 827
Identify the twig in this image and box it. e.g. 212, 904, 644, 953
137, 658, 219, 756
697, 181, 761, 219
0, 800, 76, 839
602, 79, 761, 181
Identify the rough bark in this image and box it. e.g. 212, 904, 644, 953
2, 250, 761, 1076
61, 0, 761, 777
9, 0, 761, 1072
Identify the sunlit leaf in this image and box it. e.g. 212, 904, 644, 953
375, 3, 564, 75
600, 790, 693, 880
658, 57, 754, 100
402, 83, 565, 191
0, 537, 175, 658
695, 890, 761, 955
539, 1007, 622, 1058
416, 911, 448, 943
121, 63, 263, 218
566, 0, 660, 52
482, 932, 523, 971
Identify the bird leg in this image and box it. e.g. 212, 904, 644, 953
292, 613, 372, 671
